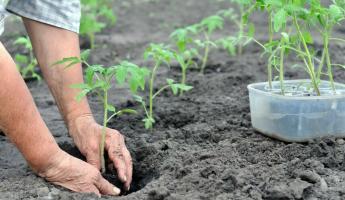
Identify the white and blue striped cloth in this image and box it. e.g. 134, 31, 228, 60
0, 0, 80, 35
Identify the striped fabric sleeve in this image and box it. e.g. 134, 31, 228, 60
6, 0, 81, 33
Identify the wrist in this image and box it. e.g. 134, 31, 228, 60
35, 148, 68, 178
67, 113, 95, 137
28, 141, 63, 175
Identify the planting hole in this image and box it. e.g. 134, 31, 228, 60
58, 141, 157, 195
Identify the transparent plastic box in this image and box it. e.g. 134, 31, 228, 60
247, 80, 345, 142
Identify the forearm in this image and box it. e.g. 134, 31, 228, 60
23, 18, 93, 128
0, 42, 60, 172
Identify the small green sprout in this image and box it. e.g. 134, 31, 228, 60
14, 36, 41, 81
170, 14, 224, 74
135, 44, 193, 129
80, 0, 116, 48
170, 28, 198, 95
52, 50, 148, 173
195, 15, 224, 73
218, 0, 256, 55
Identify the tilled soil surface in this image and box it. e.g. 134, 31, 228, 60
1, 0, 345, 199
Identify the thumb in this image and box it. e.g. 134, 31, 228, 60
95, 175, 121, 196
86, 152, 101, 170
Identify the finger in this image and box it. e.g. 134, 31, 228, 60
95, 175, 121, 196
108, 142, 128, 183
85, 185, 101, 198
122, 148, 133, 191
105, 133, 128, 183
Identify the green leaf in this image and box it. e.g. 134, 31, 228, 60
85, 67, 95, 85
281, 32, 290, 43
14, 36, 32, 50
175, 84, 193, 92
133, 95, 144, 103
75, 89, 91, 102
107, 104, 116, 112
115, 65, 127, 84
143, 117, 155, 129
201, 15, 224, 34
15, 54, 28, 64
302, 32, 313, 44
117, 109, 137, 115
166, 79, 178, 95
99, 5, 116, 24
248, 23, 256, 38
273, 9, 287, 32
80, 49, 91, 61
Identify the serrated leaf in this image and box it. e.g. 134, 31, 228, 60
329, 5, 343, 21
143, 117, 155, 129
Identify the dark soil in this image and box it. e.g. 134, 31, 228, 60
1, 0, 345, 199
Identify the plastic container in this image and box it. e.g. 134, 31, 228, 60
247, 80, 345, 142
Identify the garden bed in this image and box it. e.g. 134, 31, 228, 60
1, 0, 345, 199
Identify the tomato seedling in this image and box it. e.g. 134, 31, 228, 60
195, 15, 224, 73
135, 44, 193, 129
14, 36, 41, 81
170, 27, 198, 95
80, 0, 116, 48
257, 0, 345, 95
52, 50, 148, 173
217, 0, 256, 56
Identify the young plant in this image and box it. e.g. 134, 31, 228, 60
80, 0, 116, 48
52, 50, 148, 173
218, 0, 256, 55
195, 15, 224, 73
135, 44, 193, 129
170, 27, 198, 95
14, 36, 41, 80
312, 0, 345, 92
259, 0, 345, 95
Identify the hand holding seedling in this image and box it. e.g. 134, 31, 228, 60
21, 19, 132, 195
0, 29, 121, 197
68, 115, 132, 191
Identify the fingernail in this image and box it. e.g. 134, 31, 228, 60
113, 187, 121, 195
123, 176, 127, 182
127, 186, 131, 191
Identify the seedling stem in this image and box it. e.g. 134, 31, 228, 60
201, 31, 210, 74
293, 15, 320, 95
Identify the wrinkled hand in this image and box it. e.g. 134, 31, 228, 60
68, 115, 132, 191
38, 150, 120, 196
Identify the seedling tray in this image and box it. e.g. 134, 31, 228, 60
248, 80, 345, 142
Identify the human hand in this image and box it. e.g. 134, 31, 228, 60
68, 115, 133, 191
38, 150, 121, 196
